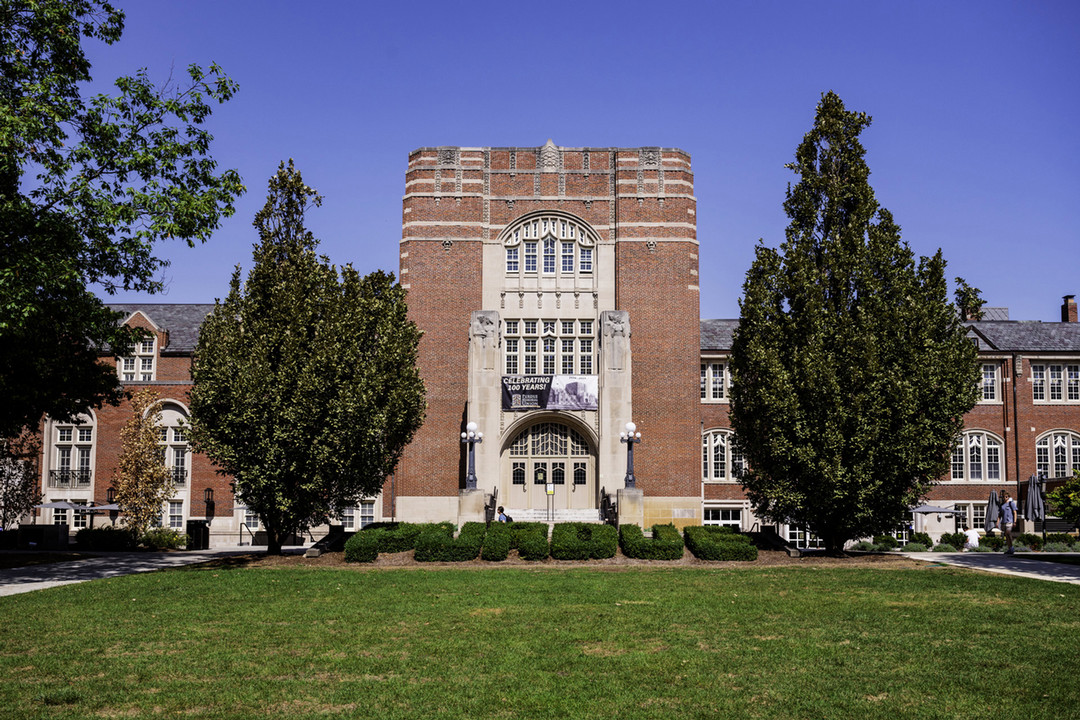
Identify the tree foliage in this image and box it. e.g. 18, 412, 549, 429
0, 0, 244, 438
189, 161, 425, 554
0, 434, 42, 529
112, 388, 173, 539
1047, 471, 1080, 528
729, 92, 979, 552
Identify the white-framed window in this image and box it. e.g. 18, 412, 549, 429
243, 507, 260, 529
1036, 431, 1080, 478
951, 430, 1004, 481
1031, 363, 1080, 403
53, 508, 68, 526
980, 363, 1001, 402
542, 238, 556, 274
503, 214, 597, 279
702, 429, 745, 482
953, 503, 988, 530
158, 403, 190, 487
50, 418, 94, 488
118, 335, 156, 382
71, 501, 89, 529
168, 501, 184, 529
786, 525, 823, 549
360, 500, 375, 528
504, 319, 597, 376
703, 507, 742, 529
524, 242, 537, 273
700, 361, 728, 402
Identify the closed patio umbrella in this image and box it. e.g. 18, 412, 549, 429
985, 490, 1001, 533
1024, 475, 1045, 523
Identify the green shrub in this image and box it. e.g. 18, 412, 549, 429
909, 532, 933, 547
849, 540, 878, 552
982, 534, 1005, 551
1015, 533, 1043, 551
551, 523, 591, 560
589, 524, 618, 559
684, 526, 757, 561
902, 542, 928, 552
380, 523, 451, 553
512, 523, 550, 561
1045, 533, 1076, 547
932, 543, 957, 552
939, 532, 967, 550
1013, 544, 1032, 553
141, 527, 188, 550
480, 522, 511, 562
873, 535, 898, 550
620, 524, 684, 560
414, 522, 485, 562
1043, 542, 1073, 553
970, 544, 993, 552
75, 526, 135, 550
344, 528, 382, 562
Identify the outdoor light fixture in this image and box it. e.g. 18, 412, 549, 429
204, 488, 214, 504
106, 487, 116, 503
460, 421, 484, 490
619, 421, 642, 489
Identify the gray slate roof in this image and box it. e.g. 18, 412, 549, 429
108, 304, 215, 352
701, 319, 739, 351
703, 317, 1080, 354
967, 321, 1080, 353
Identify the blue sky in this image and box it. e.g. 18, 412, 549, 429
91, 0, 1079, 322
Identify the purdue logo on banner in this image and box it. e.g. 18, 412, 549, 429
502, 375, 598, 412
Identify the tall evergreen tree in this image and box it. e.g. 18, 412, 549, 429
189, 161, 425, 554
730, 92, 979, 552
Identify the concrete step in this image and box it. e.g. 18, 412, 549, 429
505, 509, 602, 523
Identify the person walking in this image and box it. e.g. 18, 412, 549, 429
998, 491, 1018, 554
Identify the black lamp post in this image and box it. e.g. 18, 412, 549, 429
461, 421, 483, 490
204, 487, 215, 520
619, 421, 641, 489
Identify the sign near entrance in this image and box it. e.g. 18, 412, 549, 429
502, 375, 598, 412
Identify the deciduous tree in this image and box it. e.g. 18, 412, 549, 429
189, 161, 425, 554
0, 435, 42, 530
730, 92, 979, 552
112, 389, 173, 539
0, 0, 244, 438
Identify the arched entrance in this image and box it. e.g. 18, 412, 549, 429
502, 421, 595, 510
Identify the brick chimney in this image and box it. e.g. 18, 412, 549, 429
1063, 295, 1078, 323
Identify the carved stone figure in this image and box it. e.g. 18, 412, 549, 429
601, 310, 631, 371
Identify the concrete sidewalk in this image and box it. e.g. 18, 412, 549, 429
0, 549, 260, 597
902, 551, 1080, 585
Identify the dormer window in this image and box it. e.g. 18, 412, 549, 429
119, 335, 156, 382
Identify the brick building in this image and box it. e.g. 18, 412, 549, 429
25, 143, 1080, 547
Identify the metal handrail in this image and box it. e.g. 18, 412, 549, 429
239, 522, 258, 546
48, 469, 92, 488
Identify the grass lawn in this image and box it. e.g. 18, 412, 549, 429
1, 563, 1077, 719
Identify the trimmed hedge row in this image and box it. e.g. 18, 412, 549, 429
75, 526, 136, 551
683, 526, 758, 561
511, 522, 550, 561
620, 523, 685, 560
415, 522, 486, 562
551, 523, 617, 560
344, 522, 455, 563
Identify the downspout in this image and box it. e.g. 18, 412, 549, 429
1012, 354, 1022, 491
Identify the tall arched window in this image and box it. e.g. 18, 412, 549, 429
1036, 431, 1080, 478
702, 429, 744, 482
951, 430, 1004, 481
503, 214, 597, 280
157, 403, 190, 488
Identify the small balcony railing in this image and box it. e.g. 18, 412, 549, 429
48, 469, 92, 488
172, 468, 188, 487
